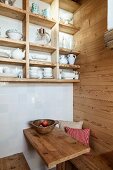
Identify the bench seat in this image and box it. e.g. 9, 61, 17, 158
70, 150, 113, 170
0, 153, 30, 170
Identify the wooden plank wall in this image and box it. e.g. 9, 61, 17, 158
73, 0, 113, 154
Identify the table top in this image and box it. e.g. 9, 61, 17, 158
23, 128, 90, 169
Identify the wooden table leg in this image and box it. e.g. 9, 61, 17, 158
56, 161, 78, 170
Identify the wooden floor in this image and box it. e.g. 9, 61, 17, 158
0, 153, 30, 170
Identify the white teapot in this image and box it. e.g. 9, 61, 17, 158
59, 55, 68, 64
11, 48, 25, 60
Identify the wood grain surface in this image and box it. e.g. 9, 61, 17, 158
73, 0, 113, 154
0, 153, 30, 170
23, 128, 90, 169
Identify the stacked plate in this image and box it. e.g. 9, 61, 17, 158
43, 68, 53, 78
61, 70, 79, 80
29, 67, 43, 79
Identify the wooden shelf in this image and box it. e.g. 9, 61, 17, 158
59, 0, 80, 13
0, 2, 26, 21
0, 0, 80, 83
30, 61, 56, 67
59, 23, 79, 35
59, 64, 80, 70
0, 38, 26, 48
40, 0, 80, 13
0, 57, 26, 65
29, 42, 56, 53
59, 48, 80, 55
0, 77, 80, 83
40, 0, 53, 4
29, 13, 56, 28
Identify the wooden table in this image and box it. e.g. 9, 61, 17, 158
23, 128, 90, 169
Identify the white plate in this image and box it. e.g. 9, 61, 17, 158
0, 73, 18, 78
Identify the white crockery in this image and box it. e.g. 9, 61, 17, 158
6, 30, 23, 40
59, 55, 68, 64
0, 67, 3, 73
0, 49, 11, 58
68, 54, 76, 65
11, 48, 25, 60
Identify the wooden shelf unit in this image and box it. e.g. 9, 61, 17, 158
59, 64, 80, 70
59, 48, 80, 55
59, 22, 79, 35
29, 13, 56, 28
0, 58, 26, 65
0, 77, 80, 83
30, 61, 56, 68
41, 0, 80, 13
0, 0, 80, 83
0, 2, 26, 21
29, 43, 56, 53
0, 38, 26, 48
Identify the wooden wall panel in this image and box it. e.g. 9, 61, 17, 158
73, 0, 113, 154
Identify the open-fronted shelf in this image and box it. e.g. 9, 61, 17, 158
59, 48, 80, 55
29, 42, 56, 53
59, 0, 80, 13
0, 77, 80, 83
0, 2, 26, 21
29, 13, 56, 28
0, 58, 26, 65
30, 61, 56, 68
40, 0, 53, 4
0, 0, 80, 83
0, 38, 26, 48
59, 64, 80, 70
59, 23, 79, 35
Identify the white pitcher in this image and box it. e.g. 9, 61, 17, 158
59, 55, 68, 64
68, 54, 76, 65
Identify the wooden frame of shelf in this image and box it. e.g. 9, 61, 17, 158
29, 13, 56, 29
59, 48, 80, 55
0, 58, 26, 65
59, 64, 80, 70
59, 22, 79, 35
0, 2, 26, 21
29, 43, 56, 53
0, 38, 26, 48
0, 0, 80, 83
30, 61, 56, 68
41, 0, 80, 13
0, 77, 80, 83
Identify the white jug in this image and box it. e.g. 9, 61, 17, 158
59, 55, 68, 64
68, 54, 76, 65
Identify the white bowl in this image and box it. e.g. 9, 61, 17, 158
6, 32, 23, 40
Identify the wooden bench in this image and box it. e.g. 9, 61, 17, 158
69, 149, 113, 170
0, 153, 30, 170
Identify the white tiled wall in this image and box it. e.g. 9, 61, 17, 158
0, 83, 73, 170
108, 0, 113, 30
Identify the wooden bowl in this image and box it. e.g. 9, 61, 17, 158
29, 119, 59, 134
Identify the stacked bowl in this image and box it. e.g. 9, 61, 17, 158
29, 67, 43, 79
43, 68, 53, 78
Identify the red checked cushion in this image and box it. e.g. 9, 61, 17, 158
65, 127, 90, 146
